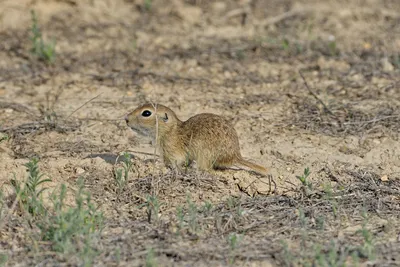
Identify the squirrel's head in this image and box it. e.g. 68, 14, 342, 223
125, 103, 180, 139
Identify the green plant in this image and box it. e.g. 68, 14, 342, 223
10, 157, 51, 216
131, 38, 137, 51
327, 37, 339, 56
24, 158, 52, 195
187, 196, 199, 233
296, 167, 313, 194
37, 178, 103, 265
357, 211, 375, 260
176, 206, 185, 231
281, 241, 296, 267
114, 152, 133, 193
226, 196, 244, 217
0, 134, 8, 143
145, 248, 157, 267
316, 215, 325, 230
141, 194, 162, 224
392, 54, 400, 69
228, 232, 241, 250
144, 0, 152, 11
114, 247, 121, 265
0, 253, 7, 266
281, 39, 290, 51
202, 201, 213, 216
0, 190, 7, 265
297, 167, 311, 187
227, 233, 242, 265
295, 42, 304, 54
0, 190, 4, 222
297, 207, 309, 252
323, 183, 338, 218
234, 49, 245, 60
314, 241, 348, 267
30, 10, 56, 63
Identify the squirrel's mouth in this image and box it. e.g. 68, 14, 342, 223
129, 125, 151, 137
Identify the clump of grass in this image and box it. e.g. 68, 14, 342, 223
37, 178, 103, 265
145, 248, 157, 267
297, 167, 311, 188
141, 194, 162, 224
327, 36, 339, 56
9, 159, 103, 265
0, 253, 7, 266
202, 201, 213, 216
0, 134, 8, 143
30, 10, 56, 63
187, 196, 200, 233
233, 49, 246, 60
176, 205, 185, 232
296, 167, 313, 195
323, 183, 338, 218
227, 232, 242, 265
114, 152, 133, 193
175, 197, 214, 234
281, 39, 290, 51
0, 188, 4, 211
226, 196, 244, 217
313, 241, 349, 267
144, 0, 152, 11
10, 157, 51, 216
357, 211, 376, 260
392, 54, 400, 69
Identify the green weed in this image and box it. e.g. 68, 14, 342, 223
37, 178, 103, 265
176, 205, 185, 231
392, 54, 400, 69
144, 0, 152, 11
357, 211, 375, 260
281, 39, 290, 51
0, 253, 7, 267
10, 157, 51, 216
281, 241, 296, 267
296, 167, 313, 195
316, 215, 325, 230
114, 152, 133, 193
323, 183, 338, 218
226, 196, 244, 217
141, 194, 162, 224
227, 232, 242, 265
30, 10, 56, 63
314, 241, 348, 267
234, 49, 246, 60
187, 196, 199, 233
145, 248, 157, 267
327, 36, 339, 56
9, 159, 103, 265
0, 190, 4, 222
0, 134, 8, 143
175, 198, 213, 234
297, 167, 311, 187
202, 201, 213, 216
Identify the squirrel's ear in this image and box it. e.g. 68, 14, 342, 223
162, 113, 169, 122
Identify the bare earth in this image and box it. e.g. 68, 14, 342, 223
0, 0, 400, 266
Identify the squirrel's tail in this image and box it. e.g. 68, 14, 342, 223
235, 157, 268, 176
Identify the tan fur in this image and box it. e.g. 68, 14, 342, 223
125, 103, 268, 175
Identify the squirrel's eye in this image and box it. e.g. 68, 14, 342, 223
141, 110, 152, 117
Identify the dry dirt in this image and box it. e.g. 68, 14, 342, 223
0, 0, 400, 266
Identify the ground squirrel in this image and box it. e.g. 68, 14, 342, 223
125, 103, 268, 175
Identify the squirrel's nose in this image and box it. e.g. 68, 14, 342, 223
124, 115, 129, 123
